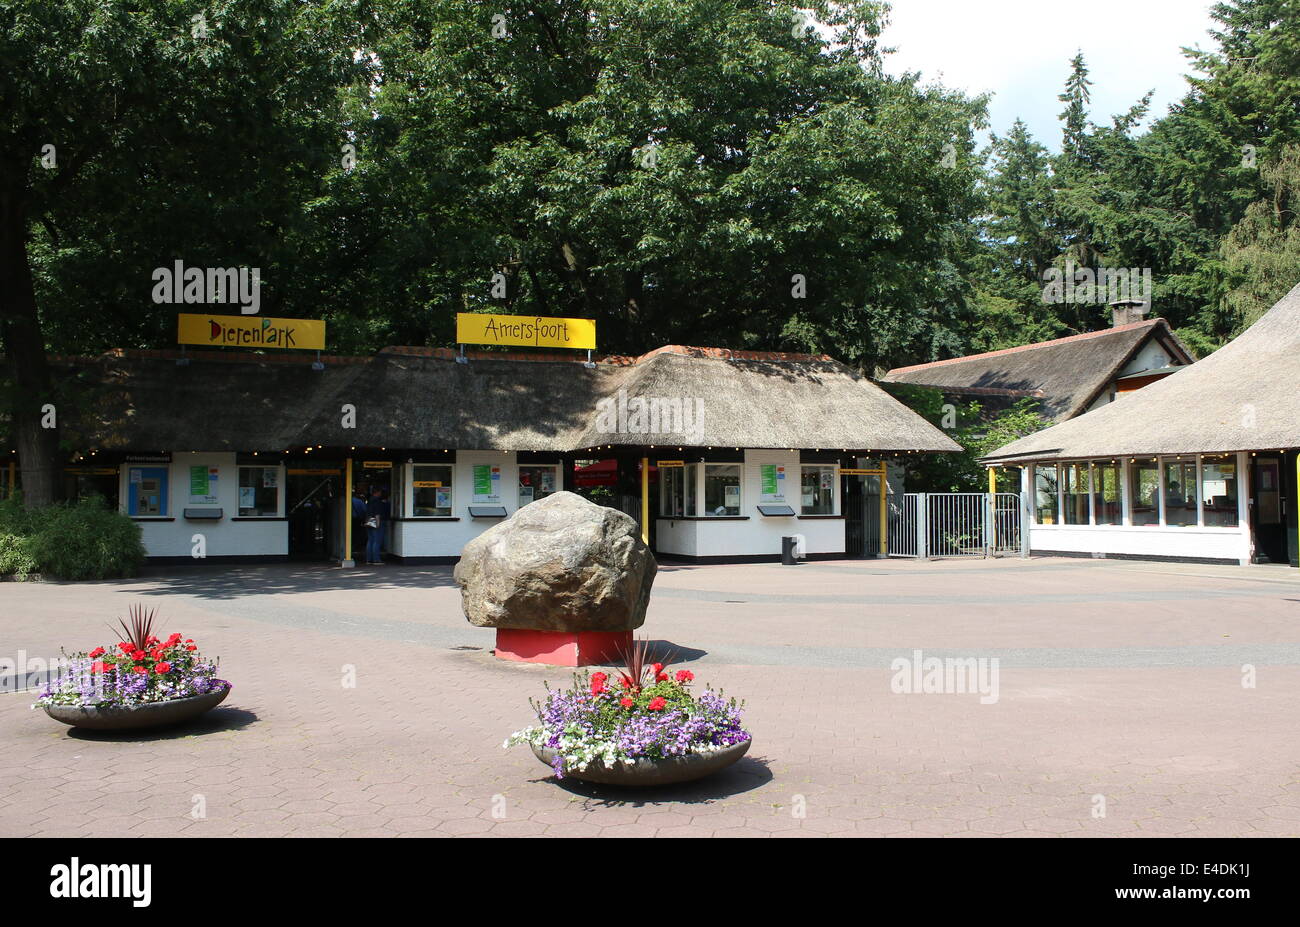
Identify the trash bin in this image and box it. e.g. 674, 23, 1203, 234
781, 536, 798, 565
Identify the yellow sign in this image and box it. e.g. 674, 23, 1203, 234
656, 460, 685, 468
178, 314, 326, 351
361, 461, 392, 469
456, 313, 596, 351
412, 481, 442, 488
840, 468, 884, 476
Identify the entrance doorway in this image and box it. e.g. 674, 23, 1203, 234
1250, 454, 1290, 564
286, 465, 342, 560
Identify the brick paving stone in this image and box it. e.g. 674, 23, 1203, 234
3, 558, 1299, 837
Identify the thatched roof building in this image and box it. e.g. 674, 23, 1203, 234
883, 315, 1193, 422
985, 283, 1300, 463
53, 343, 960, 455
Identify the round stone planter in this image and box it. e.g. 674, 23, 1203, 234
532, 737, 751, 786
42, 686, 231, 732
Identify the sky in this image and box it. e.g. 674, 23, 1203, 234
876, 0, 1220, 150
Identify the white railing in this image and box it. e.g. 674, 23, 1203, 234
888, 491, 1026, 559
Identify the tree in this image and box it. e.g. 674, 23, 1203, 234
0, 0, 356, 505
1220, 144, 1300, 331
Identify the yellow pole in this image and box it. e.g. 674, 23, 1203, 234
878, 469, 887, 556
988, 466, 997, 494
344, 457, 354, 566
640, 456, 650, 545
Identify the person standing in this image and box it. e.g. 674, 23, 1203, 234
364, 487, 389, 565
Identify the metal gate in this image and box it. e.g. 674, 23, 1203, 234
888, 492, 1025, 559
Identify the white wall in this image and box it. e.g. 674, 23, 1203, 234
1029, 524, 1250, 562
654, 449, 846, 558
124, 452, 288, 558
390, 450, 520, 559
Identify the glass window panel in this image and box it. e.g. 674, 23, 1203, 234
685, 463, 698, 516
1163, 459, 1197, 526
660, 466, 684, 517
1034, 465, 1058, 524
238, 466, 280, 516
1200, 455, 1238, 527
518, 465, 558, 507
1129, 458, 1160, 525
1092, 462, 1122, 525
1062, 463, 1090, 525
412, 464, 453, 516
800, 465, 835, 515
704, 464, 741, 516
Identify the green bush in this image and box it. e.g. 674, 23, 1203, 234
0, 534, 37, 578
0, 495, 145, 581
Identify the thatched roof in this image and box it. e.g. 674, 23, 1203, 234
984, 282, 1300, 463
53, 344, 959, 454
883, 319, 1192, 421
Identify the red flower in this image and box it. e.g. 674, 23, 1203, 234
620, 697, 634, 708
590, 672, 608, 696
167, 633, 182, 645
154, 662, 172, 674
131, 650, 146, 661
647, 697, 667, 711
133, 665, 148, 675
90, 661, 109, 674
675, 670, 694, 683
651, 663, 663, 675
118, 643, 134, 654
185, 645, 197, 651
185, 639, 193, 644
88, 647, 105, 659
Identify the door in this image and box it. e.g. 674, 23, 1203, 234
843, 475, 866, 557
286, 466, 342, 560
1250, 456, 1287, 564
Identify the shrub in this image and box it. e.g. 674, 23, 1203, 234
0, 495, 145, 580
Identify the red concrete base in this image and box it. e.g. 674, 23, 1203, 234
494, 629, 633, 667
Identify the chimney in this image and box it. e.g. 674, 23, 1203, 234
1110, 297, 1149, 328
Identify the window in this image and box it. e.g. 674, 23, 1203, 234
1091, 462, 1122, 525
1129, 458, 1160, 525
238, 466, 280, 517
1163, 459, 1197, 526
1200, 455, 1238, 527
411, 464, 453, 516
1034, 465, 1059, 524
800, 465, 835, 515
661, 464, 698, 517
704, 464, 741, 516
518, 465, 558, 507
127, 467, 168, 516
1062, 463, 1089, 525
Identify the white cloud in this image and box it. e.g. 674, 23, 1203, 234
877, 0, 1219, 147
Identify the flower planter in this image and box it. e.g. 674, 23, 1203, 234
42, 685, 231, 732
531, 737, 751, 786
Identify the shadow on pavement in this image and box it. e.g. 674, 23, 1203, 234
128, 563, 458, 600
543, 755, 774, 807
63, 707, 259, 742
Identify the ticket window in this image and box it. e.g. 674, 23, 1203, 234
127, 467, 169, 516
518, 465, 559, 507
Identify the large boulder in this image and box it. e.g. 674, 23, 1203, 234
454, 491, 657, 631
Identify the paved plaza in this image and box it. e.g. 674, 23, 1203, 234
3, 556, 1299, 837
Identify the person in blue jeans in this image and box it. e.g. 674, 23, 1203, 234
364, 488, 389, 565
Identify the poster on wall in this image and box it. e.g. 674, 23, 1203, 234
240, 486, 256, 509
472, 464, 501, 502
189, 465, 219, 505
760, 464, 786, 501
435, 487, 452, 509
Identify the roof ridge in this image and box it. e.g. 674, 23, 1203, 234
886, 320, 1163, 377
